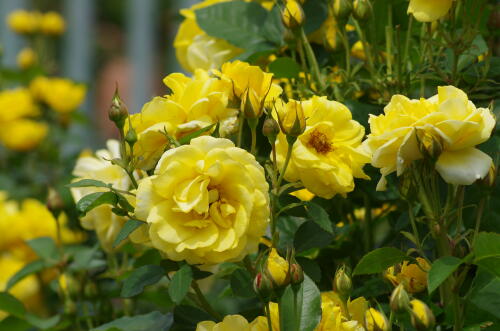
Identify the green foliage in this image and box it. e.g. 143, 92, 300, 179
353, 247, 407, 275
121, 265, 165, 298
427, 256, 463, 294
91, 311, 173, 331
168, 264, 193, 304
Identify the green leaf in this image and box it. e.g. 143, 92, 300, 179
0, 316, 31, 331
294, 221, 333, 252
196, 1, 280, 49
353, 247, 406, 276
173, 305, 213, 330
168, 264, 193, 304
25, 313, 60, 330
91, 311, 173, 331
67, 179, 110, 189
305, 202, 334, 234
117, 194, 135, 213
230, 268, 255, 298
121, 265, 165, 298
178, 123, 216, 145
76, 191, 117, 216
0, 292, 25, 318
27, 237, 59, 262
269, 57, 301, 79
302, 0, 328, 34
473, 232, 500, 277
428, 256, 463, 294
469, 277, 500, 319
6, 260, 46, 290
113, 219, 145, 248
279, 275, 321, 331
296, 257, 321, 283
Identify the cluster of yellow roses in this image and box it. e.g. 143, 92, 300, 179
7, 10, 65, 36
0, 192, 81, 315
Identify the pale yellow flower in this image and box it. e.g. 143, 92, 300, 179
40, 11, 65, 35
275, 96, 370, 198
71, 140, 145, 251
408, 0, 454, 22
384, 257, 430, 293
0, 119, 47, 151
129, 69, 236, 170
197, 314, 268, 331
16, 47, 37, 69
7, 10, 40, 34
135, 136, 269, 265
266, 248, 289, 286
363, 86, 495, 190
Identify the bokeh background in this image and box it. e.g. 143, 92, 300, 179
0, 0, 197, 145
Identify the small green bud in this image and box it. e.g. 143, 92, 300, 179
353, 0, 372, 22
289, 263, 304, 285
332, 0, 353, 22
253, 272, 274, 301
109, 87, 129, 129
333, 265, 352, 297
262, 117, 280, 143
125, 127, 138, 147
390, 284, 410, 313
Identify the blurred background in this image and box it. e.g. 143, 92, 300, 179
0, 0, 197, 145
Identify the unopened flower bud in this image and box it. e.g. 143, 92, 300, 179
410, 299, 435, 331
276, 100, 306, 138
282, 0, 305, 30
262, 117, 280, 143
332, 0, 353, 22
333, 265, 352, 297
365, 307, 389, 331
478, 163, 497, 189
266, 248, 290, 287
289, 263, 304, 285
353, 0, 372, 22
416, 129, 442, 161
254, 272, 274, 300
47, 187, 64, 211
109, 87, 129, 129
390, 284, 410, 313
125, 127, 138, 147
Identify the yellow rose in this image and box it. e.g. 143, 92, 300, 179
0, 119, 47, 151
365, 307, 389, 331
384, 257, 430, 293
363, 86, 495, 190
71, 140, 146, 251
0, 88, 39, 123
40, 78, 86, 114
410, 299, 435, 330
40, 11, 65, 35
351, 40, 366, 60
218, 60, 282, 111
16, 47, 37, 69
266, 248, 289, 286
135, 136, 269, 265
29, 76, 50, 100
275, 96, 370, 198
197, 314, 268, 331
7, 10, 40, 34
129, 69, 236, 170
174, 0, 242, 73
289, 188, 315, 201
408, 0, 454, 22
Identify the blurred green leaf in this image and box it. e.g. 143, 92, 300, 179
294, 221, 333, 252
473, 232, 500, 277
230, 268, 255, 298
76, 191, 118, 216
0, 292, 25, 318
91, 311, 173, 331
428, 256, 463, 294
27, 237, 59, 262
121, 265, 165, 298
178, 123, 216, 145
269, 57, 301, 79
168, 264, 193, 304
113, 219, 145, 248
353, 247, 406, 275
67, 179, 110, 189
6, 260, 47, 290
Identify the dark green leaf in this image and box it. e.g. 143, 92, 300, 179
67, 179, 110, 189
294, 221, 333, 252
6, 260, 46, 290
173, 305, 213, 329
428, 256, 463, 294
269, 57, 301, 79
27, 237, 59, 262
168, 264, 193, 304
0, 316, 31, 331
76, 191, 118, 216
473, 232, 500, 277
0, 292, 25, 318
469, 277, 500, 319
296, 257, 321, 283
113, 219, 145, 248
305, 202, 334, 234
261, 5, 285, 46
302, 0, 328, 34
230, 268, 255, 298
117, 194, 135, 213
192, 266, 213, 280
353, 247, 406, 276
279, 275, 321, 331
121, 265, 165, 298
178, 123, 216, 145
91, 311, 173, 331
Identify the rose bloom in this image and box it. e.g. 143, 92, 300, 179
40, 78, 86, 114
16, 47, 37, 69
363, 86, 495, 190
197, 315, 267, 331
71, 140, 147, 251
385, 257, 430, 293
1, 119, 47, 151
40, 11, 65, 35
408, 0, 454, 22
129, 69, 236, 170
275, 96, 370, 198
7, 10, 40, 34
135, 136, 269, 265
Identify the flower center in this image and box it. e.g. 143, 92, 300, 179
307, 129, 333, 154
